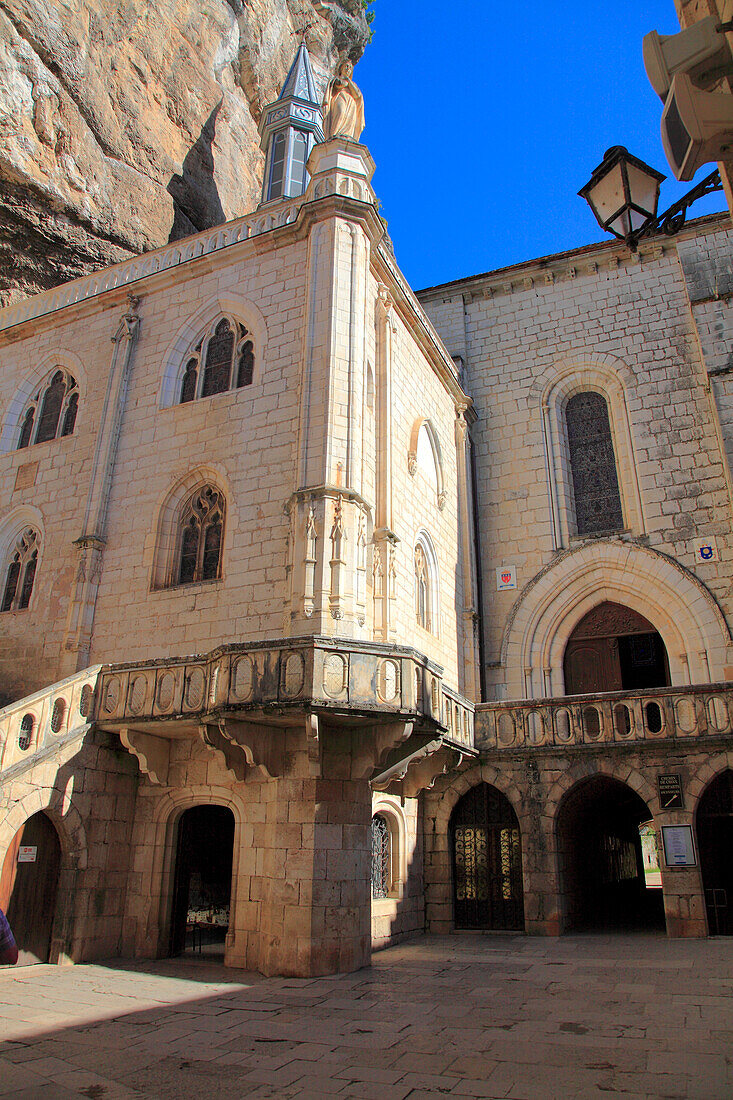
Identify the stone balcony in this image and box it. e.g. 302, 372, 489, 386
0, 637, 475, 785
475, 682, 733, 753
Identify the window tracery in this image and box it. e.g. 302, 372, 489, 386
565, 392, 624, 535
16, 369, 78, 449
175, 487, 225, 586
1, 528, 39, 612
179, 318, 255, 404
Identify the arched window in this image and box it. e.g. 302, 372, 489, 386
175, 487, 225, 586
371, 814, 391, 899
1, 528, 39, 612
16, 369, 78, 450
414, 533, 438, 634
179, 317, 255, 404
566, 392, 624, 536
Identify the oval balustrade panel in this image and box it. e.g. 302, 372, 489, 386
431, 678, 439, 713
323, 653, 347, 698
378, 660, 399, 703
157, 671, 177, 713
185, 667, 206, 710
415, 667, 423, 708
79, 684, 93, 719
675, 696, 697, 735
128, 675, 148, 716
525, 709, 546, 746
282, 652, 305, 698
583, 705, 602, 740
645, 701, 664, 736
103, 678, 121, 715
706, 694, 730, 733
496, 711, 516, 748
231, 656, 254, 701
50, 698, 66, 734
613, 703, 633, 739
554, 708, 573, 743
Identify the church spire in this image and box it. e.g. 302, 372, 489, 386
259, 44, 324, 205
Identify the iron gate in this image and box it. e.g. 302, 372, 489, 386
450, 783, 524, 930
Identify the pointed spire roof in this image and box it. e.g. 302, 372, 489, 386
278, 43, 320, 105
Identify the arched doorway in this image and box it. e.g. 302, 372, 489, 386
170, 805, 234, 958
450, 784, 524, 930
697, 770, 733, 935
564, 602, 670, 695
0, 812, 61, 964
557, 777, 665, 932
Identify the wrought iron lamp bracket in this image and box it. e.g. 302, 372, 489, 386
631, 168, 723, 248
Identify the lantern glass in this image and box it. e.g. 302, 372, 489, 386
579, 147, 665, 243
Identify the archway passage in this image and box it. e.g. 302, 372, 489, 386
564, 602, 670, 695
1, 812, 61, 964
170, 805, 234, 958
557, 777, 665, 932
697, 770, 733, 935
450, 784, 524, 931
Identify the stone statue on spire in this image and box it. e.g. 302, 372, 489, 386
323, 59, 365, 142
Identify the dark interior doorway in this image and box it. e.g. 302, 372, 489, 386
1, 812, 61, 964
170, 805, 234, 958
557, 776, 665, 932
450, 783, 524, 931
564, 601, 670, 695
697, 770, 733, 935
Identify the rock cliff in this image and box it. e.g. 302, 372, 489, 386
0, 0, 370, 305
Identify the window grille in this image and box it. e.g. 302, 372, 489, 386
371, 814, 390, 899
17, 369, 79, 450
18, 713, 34, 751
566, 392, 624, 535
179, 318, 255, 404
1, 528, 39, 612
175, 487, 225, 586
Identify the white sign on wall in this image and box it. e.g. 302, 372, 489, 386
496, 566, 517, 591
693, 537, 719, 564
18, 845, 37, 863
661, 825, 696, 868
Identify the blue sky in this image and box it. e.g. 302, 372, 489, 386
355, 1, 728, 289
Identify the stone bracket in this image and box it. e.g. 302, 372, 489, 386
371, 739, 467, 799
119, 727, 170, 786
212, 717, 287, 779
353, 720, 414, 781
198, 722, 248, 782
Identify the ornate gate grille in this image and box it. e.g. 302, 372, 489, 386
451, 784, 524, 930
371, 814, 390, 899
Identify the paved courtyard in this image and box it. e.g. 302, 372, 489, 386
0, 934, 731, 1100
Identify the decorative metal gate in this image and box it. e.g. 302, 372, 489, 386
450, 784, 524, 930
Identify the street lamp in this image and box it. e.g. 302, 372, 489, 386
579, 145, 722, 250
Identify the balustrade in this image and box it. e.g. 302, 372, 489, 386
477, 683, 733, 751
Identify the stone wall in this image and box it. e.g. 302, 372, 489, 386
419, 216, 733, 699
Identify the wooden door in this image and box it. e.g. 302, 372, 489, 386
564, 637, 622, 695
4, 813, 61, 964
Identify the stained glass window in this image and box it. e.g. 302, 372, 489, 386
178, 319, 254, 403
175, 487, 225, 586
566, 392, 624, 536
17, 370, 78, 449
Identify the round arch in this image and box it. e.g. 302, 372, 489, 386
159, 294, 268, 408
408, 418, 445, 508
0, 785, 88, 873
695, 766, 733, 935
501, 539, 732, 698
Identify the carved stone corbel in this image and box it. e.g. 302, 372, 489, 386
352, 719, 414, 780
211, 718, 287, 780
119, 728, 170, 785
198, 722, 248, 782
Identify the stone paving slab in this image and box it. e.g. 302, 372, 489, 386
0, 935, 732, 1099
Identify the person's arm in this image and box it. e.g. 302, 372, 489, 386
0, 909, 18, 965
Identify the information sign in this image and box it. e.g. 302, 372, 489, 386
496, 566, 517, 591
18, 845, 37, 863
658, 773, 684, 810
661, 825, 696, 867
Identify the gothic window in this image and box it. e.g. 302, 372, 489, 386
415, 545, 430, 630
371, 814, 390, 899
175, 487, 225, 586
565, 392, 624, 536
16, 369, 79, 450
1, 528, 39, 612
178, 318, 255, 404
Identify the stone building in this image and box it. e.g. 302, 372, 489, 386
1, 46, 732, 975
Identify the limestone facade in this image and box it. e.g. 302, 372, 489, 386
2, 95, 733, 971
